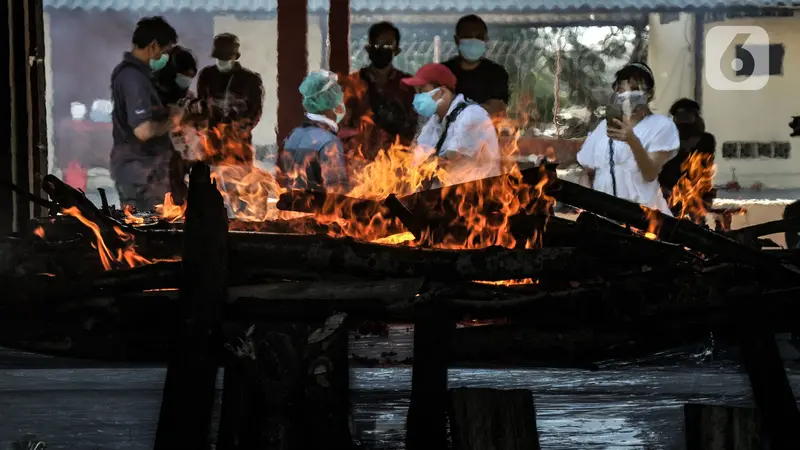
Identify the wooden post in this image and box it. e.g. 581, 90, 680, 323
328, 0, 350, 76
302, 313, 353, 448
277, 0, 308, 145
737, 330, 800, 449
1, 0, 15, 235
154, 163, 228, 450
217, 314, 351, 450
449, 388, 541, 450
405, 301, 453, 450
684, 404, 762, 450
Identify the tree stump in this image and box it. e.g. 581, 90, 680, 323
684, 404, 762, 450
448, 388, 541, 450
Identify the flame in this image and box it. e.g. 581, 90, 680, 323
474, 278, 538, 286
33, 226, 45, 239
61, 207, 152, 271
122, 205, 145, 225
155, 193, 187, 223
669, 152, 716, 224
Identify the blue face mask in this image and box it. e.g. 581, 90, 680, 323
150, 53, 169, 71
413, 88, 441, 118
335, 103, 346, 123
175, 74, 193, 89
458, 38, 487, 62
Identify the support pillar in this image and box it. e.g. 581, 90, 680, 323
328, 0, 350, 76
277, 0, 308, 146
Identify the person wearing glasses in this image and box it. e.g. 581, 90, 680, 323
339, 21, 418, 163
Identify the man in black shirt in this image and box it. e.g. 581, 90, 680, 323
443, 14, 510, 116
659, 98, 716, 221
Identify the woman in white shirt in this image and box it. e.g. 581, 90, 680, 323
577, 62, 680, 215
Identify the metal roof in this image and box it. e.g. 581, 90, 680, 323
40, 0, 800, 13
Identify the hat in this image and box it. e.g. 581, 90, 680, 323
402, 63, 457, 91
212, 33, 240, 59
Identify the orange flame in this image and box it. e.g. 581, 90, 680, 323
669, 152, 716, 224
61, 207, 152, 271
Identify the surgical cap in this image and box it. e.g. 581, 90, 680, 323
299, 70, 344, 114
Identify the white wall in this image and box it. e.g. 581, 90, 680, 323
649, 13, 800, 189
213, 14, 323, 149
43, 11, 57, 176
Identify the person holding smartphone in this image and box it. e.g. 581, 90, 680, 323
577, 62, 680, 214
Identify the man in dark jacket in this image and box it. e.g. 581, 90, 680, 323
110, 16, 182, 211
659, 98, 717, 222
196, 33, 264, 165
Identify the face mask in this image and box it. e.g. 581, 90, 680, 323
175, 74, 193, 89
216, 59, 234, 72
367, 48, 394, 69
335, 103, 346, 123
676, 123, 699, 139
150, 53, 169, 71
615, 90, 648, 106
458, 38, 487, 62
413, 88, 441, 118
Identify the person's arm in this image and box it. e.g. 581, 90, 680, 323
116, 69, 176, 142
607, 118, 678, 182
437, 108, 500, 174
576, 122, 603, 188
481, 65, 510, 115
248, 73, 265, 127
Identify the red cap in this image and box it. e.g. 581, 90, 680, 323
402, 63, 457, 91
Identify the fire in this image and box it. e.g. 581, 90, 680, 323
61, 206, 152, 271
474, 278, 538, 286
33, 226, 45, 239
669, 152, 716, 224
155, 193, 187, 222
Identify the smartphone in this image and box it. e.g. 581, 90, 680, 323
606, 104, 623, 126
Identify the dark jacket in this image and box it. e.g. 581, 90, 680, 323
109, 52, 172, 189
339, 68, 417, 161
278, 119, 348, 193
196, 63, 264, 130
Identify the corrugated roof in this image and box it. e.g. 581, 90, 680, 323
39, 0, 800, 13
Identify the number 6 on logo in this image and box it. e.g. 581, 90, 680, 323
705, 25, 770, 91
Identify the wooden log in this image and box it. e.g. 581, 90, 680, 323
154, 163, 228, 450
448, 388, 540, 450
542, 178, 800, 281
684, 404, 762, 450
301, 313, 353, 448
406, 301, 453, 450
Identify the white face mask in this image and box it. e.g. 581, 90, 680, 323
615, 90, 648, 106
216, 59, 234, 72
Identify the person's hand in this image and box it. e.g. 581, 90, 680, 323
607, 118, 637, 144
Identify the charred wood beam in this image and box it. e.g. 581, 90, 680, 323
540, 177, 800, 280
155, 163, 228, 450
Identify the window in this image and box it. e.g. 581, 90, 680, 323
722, 141, 791, 159
735, 43, 785, 76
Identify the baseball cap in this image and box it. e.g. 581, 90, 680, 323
402, 63, 457, 91
212, 33, 240, 59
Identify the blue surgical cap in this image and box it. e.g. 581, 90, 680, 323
299, 70, 344, 114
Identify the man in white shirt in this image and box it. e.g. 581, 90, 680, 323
402, 63, 500, 186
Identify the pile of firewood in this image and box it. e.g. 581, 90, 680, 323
1, 163, 799, 366
5, 162, 800, 449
